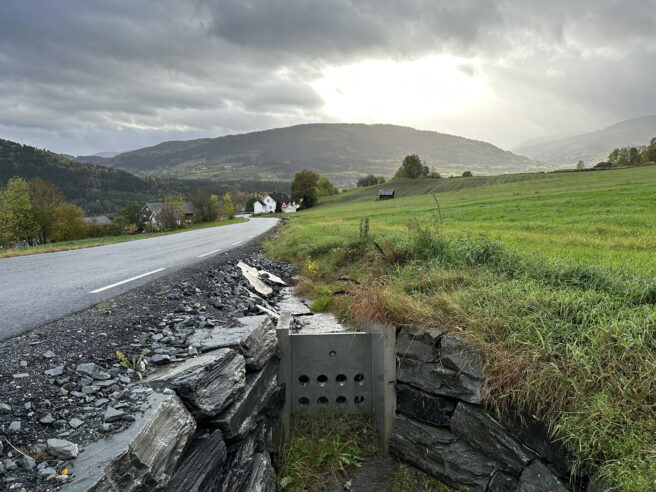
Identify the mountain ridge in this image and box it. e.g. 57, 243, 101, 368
91, 123, 542, 187
514, 115, 656, 166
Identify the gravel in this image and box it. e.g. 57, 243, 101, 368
0, 238, 296, 491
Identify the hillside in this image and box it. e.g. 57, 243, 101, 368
0, 139, 288, 214
95, 124, 541, 187
321, 166, 656, 205
514, 114, 656, 166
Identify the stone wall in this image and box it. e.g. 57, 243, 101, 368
390, 325, 586, 492
65, 315, 282, 492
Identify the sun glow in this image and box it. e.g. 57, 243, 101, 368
311, 55, 488, 123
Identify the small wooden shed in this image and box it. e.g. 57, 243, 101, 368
378, 189, 395, 200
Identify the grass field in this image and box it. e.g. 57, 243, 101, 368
267, 166, 656, 490
0, 218, 247, 259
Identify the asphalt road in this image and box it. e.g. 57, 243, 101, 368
0, 218, 278, 341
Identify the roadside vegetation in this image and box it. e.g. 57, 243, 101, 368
267, 166, 656, 490
0, 217, 246, 259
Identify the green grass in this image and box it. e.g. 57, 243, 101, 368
267, 166, 656, 491
277, 413, 377, 491
0, 218, 247, 258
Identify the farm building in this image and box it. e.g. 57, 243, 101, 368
378, 189, 395, 200
140, 202, 194, 228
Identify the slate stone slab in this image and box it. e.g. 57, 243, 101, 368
217, 431, 258, 492
146, 348, 246, 420
500, 409, 571, 474
488, 471, 520, 491
396, 383, 457, 427
277, 287, 312, 316
389, 414, 498, 492
211, 359, 278, 440
238, 261, 273, 297
65, 391, 196, 491
243, 452, 276, 492
239, 316, 277, 371
519, 459, 569, 492
166, 430, 227, 492
440, 335, 484, 379
450, 402, 535, 474
397, 357, 483, 404
396, 326, 441, 363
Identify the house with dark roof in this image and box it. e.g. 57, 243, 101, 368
140, 202, 194, 228
81, 216, 113, 225
253, 193, 295, 214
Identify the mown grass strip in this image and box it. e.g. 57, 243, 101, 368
0, 218, 247, 259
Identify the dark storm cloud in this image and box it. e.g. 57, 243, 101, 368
0, 0, 655, 154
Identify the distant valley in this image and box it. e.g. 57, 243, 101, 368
77, 123, 542, 187
514, 114, 656, 166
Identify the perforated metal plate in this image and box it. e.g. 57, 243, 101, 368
290, 332, 372, 413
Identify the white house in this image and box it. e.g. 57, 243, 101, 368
253, 193, 298, 214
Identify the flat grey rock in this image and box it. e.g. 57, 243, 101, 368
47, 438, 79, 459
450, 402, 535, 474
104, 407, 125, 422
64, 392, 196, 491
296, 312, 350, 333
277, 287, 311, 315
390, 414, 499, 492
76, 362, 111, 380
440, 335, 484, 379
211, 359, 278, 440
44, 365, 64, 377
146, 348, 245, 420
397, 356, 483, 404
519, 459, 569, 492
237, 261, 273, 297
396, 325, 441, 362
396, 383, 456, 427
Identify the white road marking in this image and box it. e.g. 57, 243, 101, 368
198, 248, 222, 258
233, 240, 242, 245
90, 268, 165, 294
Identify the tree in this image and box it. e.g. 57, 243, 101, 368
395, 154, 430, 179
118, 202, 142, 230
158, 195, 184, 230
189, 188, 219, 223
50, 204, 87, 242
357, 174, 385, 187
29, 177, 65, 244
245, 197, 258, 213
576, 160, 584, 170
462, 171, 473, 177
222, 192, 235, 219
291, 169, 319, 209
0, 177, 38, 246
628, 147, 640, 165
316, 176, 338, 197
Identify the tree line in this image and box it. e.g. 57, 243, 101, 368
606, 137, 656, 167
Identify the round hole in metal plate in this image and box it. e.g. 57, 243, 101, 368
336, 374, 347, 386
336, 396, 347, 406
318, 396, 329, 406
329, 350, 336, 357
298, 375, 309, 386
299, 397, 310, 406
317, 374, 328, 386
354, 396, 365, 406
354, 373, 365, 385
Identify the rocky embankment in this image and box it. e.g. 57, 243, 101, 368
0, 243, 293, 491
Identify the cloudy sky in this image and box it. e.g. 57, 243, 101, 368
1, 0, 655, 155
